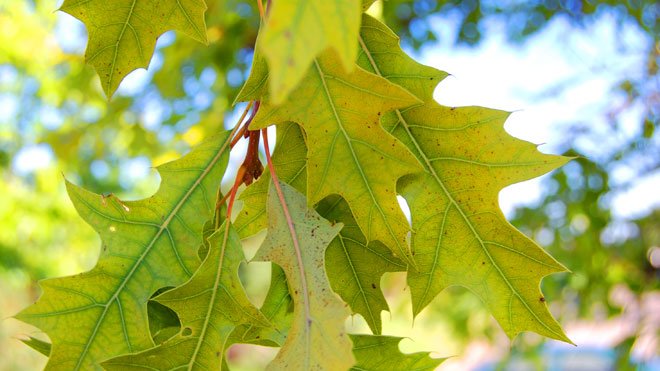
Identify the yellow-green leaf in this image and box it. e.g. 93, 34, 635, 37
318, 195, 406, 335
255, 180, 354, 370
235, 122, 406, 334
102, 223, 269, 370
60, 0, 208, 97
228, 263, 293, 347
350, 334, 443, 370
259, 0, 361, 103
242, 49, 423, 265
15, 132, 232, 369
235, 122, 307, 239
357, 15, 572, 343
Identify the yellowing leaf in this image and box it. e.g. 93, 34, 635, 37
241, 49, 423, 265
357, 15, 572, 342
16, 132, 233, 369
102, 223, 270, 370
350, 335, 443, 370
60, 0, 208, 97
235, 123, 406, 334
255, 180, 354, 370
259, 0, 361, 103
235, 122, 307, 239
318, 195, 406, 334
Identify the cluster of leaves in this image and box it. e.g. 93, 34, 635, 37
16, 0, 572, 369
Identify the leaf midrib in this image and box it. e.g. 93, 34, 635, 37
311, 59, 409, 263
358, 35, 564, 339
73, 135, 230, 370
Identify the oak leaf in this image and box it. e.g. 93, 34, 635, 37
357, 15, 572, 343
16, 132, 232, 369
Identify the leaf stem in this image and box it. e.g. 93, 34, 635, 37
261, 128, 312, 327
230, 101, 256, 148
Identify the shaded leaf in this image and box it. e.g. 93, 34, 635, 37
102, 223, 269, 370
228, 263, 293, 347
60, 0, 208, 97
16, 132, 232, 369
318, 195, 406, 334
350, 334, 443, 370
255, 180, 354, 370
241, 49, 423, 265
357, 14, 572, 342
259, 0, 361, 103
21, 336, 51, 357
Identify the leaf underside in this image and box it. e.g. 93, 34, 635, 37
16, 132, 232, 370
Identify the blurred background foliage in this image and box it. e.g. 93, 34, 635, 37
0, 0, 658, 369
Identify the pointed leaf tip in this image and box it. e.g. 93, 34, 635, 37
256, 180, 355, 370
60, 0, 208, 97
16, 132, 232, 369
358, 14, 571, 344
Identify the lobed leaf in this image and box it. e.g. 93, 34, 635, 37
255, 180, 354, 370
240, 48, 423, 265
102, 222, 269, 370
317, 195, 406, 335
357, 15, 572, 343
60, 0, 208, 97
236, 122, 408, 334
16, 132, 232, 369
350, 334, 443, 370
228, 263, 293, 347
259, 0, 361, 103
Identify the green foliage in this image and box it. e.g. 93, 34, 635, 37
241, 47, 422, 265
258, 0, 361, 103
17, 133, 232, 369
255, 181, 354, 370
12, 1, 582, 370
102, 224, 269, 370
350, 334, 443, 370
356, 14, 570, 342
60, 0, 208, 97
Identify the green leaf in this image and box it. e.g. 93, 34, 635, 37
147, 300, 181, 344
60, 0, 208, 97
235, 122, 307, 239
241, 49, 423, 265
255, 180, 354, 370
357, 15, 572, 343
349, 334, 443, 370
21, 336, 51, 357
259, 0, 361, 103
228, 263, 293, 347
317, 195, 406, 334
102, 223, 270, 370
15, 132, 233, 369
235, 123, 406, 334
